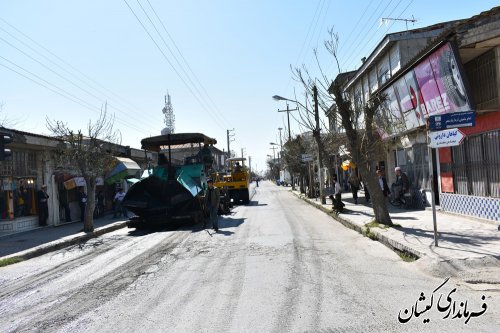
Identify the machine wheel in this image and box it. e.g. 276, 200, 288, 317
191, 211, 204, 225
241, 189, 250, 204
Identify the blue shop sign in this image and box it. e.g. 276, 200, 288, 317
428, 111, 475, 131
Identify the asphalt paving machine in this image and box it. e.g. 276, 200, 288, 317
123, 133, 228, 228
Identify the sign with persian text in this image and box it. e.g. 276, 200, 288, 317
428, 111, 475, 131
428, 128, 465, 148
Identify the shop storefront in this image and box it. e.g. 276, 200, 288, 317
0, 151, 41, 233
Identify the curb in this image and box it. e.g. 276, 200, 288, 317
0, 221, 128, 262
292, 191, 426, 259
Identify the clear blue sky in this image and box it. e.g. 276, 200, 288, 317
0, 1, 497, 174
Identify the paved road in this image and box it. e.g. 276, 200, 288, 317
0, 182, 497, 332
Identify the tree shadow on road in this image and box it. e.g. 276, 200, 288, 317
247, 200, 267, 207
219, 217, 245, 229
189, 216, 246, 236
398, 226, 500, 259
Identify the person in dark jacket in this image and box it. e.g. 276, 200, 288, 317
328, 176, 345, 213
348, 171, 360, 204
77, 187, 88, 223
204, 179, 221, 232
376, 169, 390, 197
96, 191, 105, 218
37, 184, 49, 226
394, 166, 410, 196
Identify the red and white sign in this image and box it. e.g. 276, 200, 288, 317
428, 128, 465, 148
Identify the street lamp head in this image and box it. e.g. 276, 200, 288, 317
270, 142, 278, 146
278, 127, 283, 131
273, 95, 296, 103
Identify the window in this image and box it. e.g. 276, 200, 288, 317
377, 56, 390, 85
464, 49, 498, 110
389, 45, 401, 76
369, 68, 378, 93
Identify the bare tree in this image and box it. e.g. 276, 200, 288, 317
292, 28, 394, 225
282, 135, 310, 195
283, 69, 337, 204
47, 105, 121, 232
0, 102, 23, 128
267, 158, 279, 181
325, 29, 394, 225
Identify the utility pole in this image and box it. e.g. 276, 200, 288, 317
313, 85, 326, 204
270, 146, 277, 161
278, 104, 298, 190
227, 129, 235, 159
278, 104, 298, 142
278, 127, 283, 169
277, 128, 283, 150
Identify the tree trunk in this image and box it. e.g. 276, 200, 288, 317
359, 168, 392, 226
83, 178, 96, 232
331, 84, 392, 226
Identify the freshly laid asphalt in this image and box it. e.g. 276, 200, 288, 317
1, 183, 499, 285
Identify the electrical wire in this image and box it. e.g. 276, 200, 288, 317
135, 0, 229, 127
123, 0, 227, 131
340, 0, 397, 71
144, 0, 230, 129
0, 57, 148, 134
0, 18, 159, 134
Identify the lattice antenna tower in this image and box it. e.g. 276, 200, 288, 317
162, 92, 175, 134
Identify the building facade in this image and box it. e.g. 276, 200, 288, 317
333, 7, 500, 222
0, 128, 153, 234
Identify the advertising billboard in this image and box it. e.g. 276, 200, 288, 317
415, 43, 472, 116
378, 42, 473, 135
377, 85, 405, 139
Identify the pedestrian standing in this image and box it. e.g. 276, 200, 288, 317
113, 188, 128, 218
348, 171, 360, 204
77, 187, 87, 223
376, 170, 390, 197
393, 166, 410, 199
204, 179, 220, 232
96, 191, 105, 218
331, 177, 344, 212
37, 184, 49, 226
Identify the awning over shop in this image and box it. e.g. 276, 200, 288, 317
63, 177, 104, 190
105, 157, 141, 185
141, 169, 153, 178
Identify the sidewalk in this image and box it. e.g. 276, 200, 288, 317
293, 188, 500, 284
0, 215, 129, 260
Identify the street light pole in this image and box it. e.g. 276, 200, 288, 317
270, 142, 279, 169
266, 154, 272, 179
278, 127, 283, 168
279, 103, 298, 142
270, 145, 277, 161
273, 95, 299, 190
313, 86, 326, 204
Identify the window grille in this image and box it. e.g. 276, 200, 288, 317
451, 129, 500, 198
